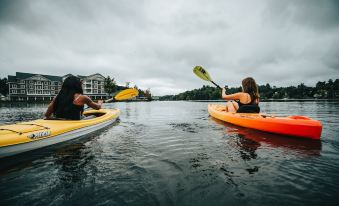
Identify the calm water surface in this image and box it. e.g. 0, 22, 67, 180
0, 101, 338, 206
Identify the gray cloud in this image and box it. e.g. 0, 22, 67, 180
0, 0, 338, 95
263, 0, 339, 30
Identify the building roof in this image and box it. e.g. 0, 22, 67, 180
8, 75, 16, 82
8, 72, 105, 82
85, 73, 105, 79
13, 72, 62, 82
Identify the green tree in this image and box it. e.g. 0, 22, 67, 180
104, 76, 117, 95
334, 79, 339, 90
327, 79, 334, 98
0, 78, 8, 96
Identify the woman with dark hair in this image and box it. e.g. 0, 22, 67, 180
221, 77, 260, 113
45, 75, 103, 120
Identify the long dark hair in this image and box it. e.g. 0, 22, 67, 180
242, 77, 260, 103
54, 75, 83, 114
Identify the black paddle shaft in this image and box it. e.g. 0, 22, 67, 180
211, 80, 222, 89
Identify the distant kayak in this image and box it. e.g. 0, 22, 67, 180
208, 104, 322, 139
0, 109, 120, 158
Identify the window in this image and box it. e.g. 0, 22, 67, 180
21, 85, 25, 89
21, 90, 25, 94
13, 84, 17, 88
20, 80, 25, 84
51, 86, 54, 89
44, 81, 48, 85
44, 86, 48, 89
29, 85, 33, 89
29, 80, 33, 84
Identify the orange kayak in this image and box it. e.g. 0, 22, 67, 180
208, 104, 322, 139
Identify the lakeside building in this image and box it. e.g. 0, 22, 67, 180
8, 72, 108, 101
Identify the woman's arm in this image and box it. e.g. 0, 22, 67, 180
45, 97, 56, 118
222, 88, 243, 100
82, 95, 103, 110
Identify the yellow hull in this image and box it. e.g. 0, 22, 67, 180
0, 109, 120, 158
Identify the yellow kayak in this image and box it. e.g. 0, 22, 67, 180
0, 109, 120, 158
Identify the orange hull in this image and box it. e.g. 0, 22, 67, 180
208, 104, 322, 140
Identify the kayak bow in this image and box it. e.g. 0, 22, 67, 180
0, 109, 120, 158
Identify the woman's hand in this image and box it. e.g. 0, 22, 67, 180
222, 87, 227, 96
45, 97, 56, 118
97, 100, 104, 105
83, 96, 103, 110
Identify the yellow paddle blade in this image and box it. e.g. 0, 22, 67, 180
114, 88, 139, 101
193, 65, 212, 81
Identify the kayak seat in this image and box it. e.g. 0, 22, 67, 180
237, 105, 260, 113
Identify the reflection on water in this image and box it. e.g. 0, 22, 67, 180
0, 101, 338, 205
53, 142, 94, 192
236, 136, 260, 161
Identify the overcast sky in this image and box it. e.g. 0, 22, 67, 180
0, 0, 338, 95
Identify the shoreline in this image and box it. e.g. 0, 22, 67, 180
186, 99, 339, 102
0, 99, 338, 103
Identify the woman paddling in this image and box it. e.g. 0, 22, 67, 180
222, 77, 260, 113
45, 75, 103, 120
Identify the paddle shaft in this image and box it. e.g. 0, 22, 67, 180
210, 81, 222, 89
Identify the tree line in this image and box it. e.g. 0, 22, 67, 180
160, 79, 339, 101
0, 78, 7, 96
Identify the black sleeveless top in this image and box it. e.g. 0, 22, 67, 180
236, 94, 260, 113
54, 96, 84, 120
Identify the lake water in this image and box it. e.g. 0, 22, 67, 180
0, 101, 338, 206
